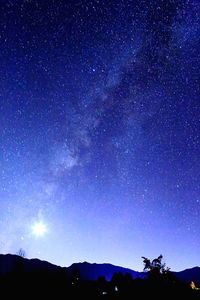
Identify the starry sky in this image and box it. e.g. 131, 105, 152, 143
0, 0, 200, 272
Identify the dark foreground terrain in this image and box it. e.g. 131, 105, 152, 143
0, 272, 199, 299
0, 254, 199, 299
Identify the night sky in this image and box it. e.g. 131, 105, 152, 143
0, 0, 200, 271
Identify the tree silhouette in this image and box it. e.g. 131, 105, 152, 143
16, 248, 26, 258
141, 254, 172, 282
142, 254, 168, 274
141, 256, 151, 272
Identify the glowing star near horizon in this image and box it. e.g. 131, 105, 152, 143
31, 221, 47, 237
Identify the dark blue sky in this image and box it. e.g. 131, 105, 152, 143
0, 0, 200, 271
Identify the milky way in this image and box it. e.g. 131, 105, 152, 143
0, 0, 200, 271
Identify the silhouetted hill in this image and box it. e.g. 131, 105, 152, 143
0, 254, 142, 281
0, 254, 61, 275
0, 254, 199, 286
67, 261, 144, 281
174, 266, 200, 286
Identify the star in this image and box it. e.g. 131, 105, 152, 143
31, 222, 48, 238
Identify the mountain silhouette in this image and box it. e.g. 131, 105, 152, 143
67, 261, 144, 281
174, 267, 200, 286
0, 254, 199, 285
0, 254, 60, 275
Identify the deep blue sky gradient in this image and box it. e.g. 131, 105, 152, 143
0, 0, 200, 271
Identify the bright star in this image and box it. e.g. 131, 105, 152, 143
31, 221, 47, 237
